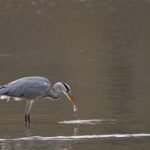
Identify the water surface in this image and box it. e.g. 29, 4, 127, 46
0, 0, 150, 150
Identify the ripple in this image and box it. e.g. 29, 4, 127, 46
58, 119, 115, 125
0, 133, 150, 141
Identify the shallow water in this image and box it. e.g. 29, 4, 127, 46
0, 0, 150, 150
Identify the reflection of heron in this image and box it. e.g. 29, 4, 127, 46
0, 76, 76, 124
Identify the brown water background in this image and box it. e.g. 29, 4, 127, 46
0, 0, 150, 149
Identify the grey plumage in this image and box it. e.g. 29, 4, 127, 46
0, 76, 51, 99
0, 76, 75, 124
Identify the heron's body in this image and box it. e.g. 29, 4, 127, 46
0, 76, 51, 99
0, 76, 76, 124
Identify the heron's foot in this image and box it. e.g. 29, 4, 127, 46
25, 114, 31, 125
25, 114, 27, 123
27, 114, 30, 124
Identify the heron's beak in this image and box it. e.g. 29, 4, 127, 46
63, 91, 76, 106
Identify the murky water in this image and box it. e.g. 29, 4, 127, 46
0, 0, 150, 149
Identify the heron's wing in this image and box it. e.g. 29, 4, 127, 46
6, 78, 51, 99
0, 85, 8, 95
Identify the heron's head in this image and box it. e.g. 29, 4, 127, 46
53, 82, 76, 107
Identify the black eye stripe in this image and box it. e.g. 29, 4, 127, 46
63, 83, 70, 92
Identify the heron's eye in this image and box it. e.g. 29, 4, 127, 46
62, 83, 70, 93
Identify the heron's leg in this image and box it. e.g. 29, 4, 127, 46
24, 100, 29, 123
26, 100, 34, 124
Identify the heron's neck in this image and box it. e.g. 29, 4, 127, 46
48, 88, 60, 99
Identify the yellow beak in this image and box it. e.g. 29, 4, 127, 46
63, 91, 76, 106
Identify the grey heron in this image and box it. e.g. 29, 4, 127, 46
0, 76, 77, 124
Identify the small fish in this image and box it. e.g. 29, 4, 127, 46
73, 105, 78, 113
